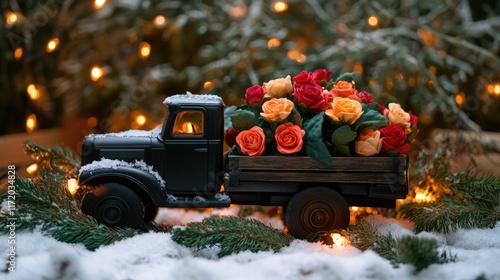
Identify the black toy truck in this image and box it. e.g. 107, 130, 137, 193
79, 94, 408, 239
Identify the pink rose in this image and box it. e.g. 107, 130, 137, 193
293, 83, 325, 110
380, 125, 410, 154
311, 69, 333, 86
358, 91, 373, 103
355, 129, 382, 156
236, 126, 265, 156
275, 123, 305, 154
245, 85, 265, 106
320, 90, 335, 110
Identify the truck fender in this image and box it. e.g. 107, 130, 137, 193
78, 166, 167, 206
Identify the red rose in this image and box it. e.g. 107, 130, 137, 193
275, 123, 305, 154
376, 102, 387, 113
409, 112, 418, 126
224, 127, 239, 147
293, 83, 325, 110
293, 70, 312, 85
311, 69, 333, 86
380, 125, 410, 154
358, 91, 373, 103
245, 85, 265, 106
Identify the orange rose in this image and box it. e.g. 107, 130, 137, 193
260, 98, 294, 122
236, 126, 265, 156
355, 128, 382, 156
330, 81, 361, 102
384, 103, 410, 128
264, 75, 293, 98
275, 123, 305, 154
325, 97, 363, 124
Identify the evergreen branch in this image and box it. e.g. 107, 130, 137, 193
346, 221, 454, 273
171, 215, 294, 257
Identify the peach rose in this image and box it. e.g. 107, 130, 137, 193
264, 75, 293, 98
330, 81, 361, 102
275, 123, 305, 154
355, 128, 382, 156
260, 98, 294, 122
236, 126, 265, 156
325, 97, 363, 124
384, 103, 411, 128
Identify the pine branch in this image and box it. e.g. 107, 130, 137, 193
171, 215, 294, 257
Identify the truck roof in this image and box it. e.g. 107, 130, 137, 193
163, 93, 224, 107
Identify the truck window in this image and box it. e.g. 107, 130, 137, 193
172, 111, 204, 136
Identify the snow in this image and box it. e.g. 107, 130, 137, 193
164, 92, 223, 105
2, 210, 500, 279
80, 158, 166, 189
92, 126, 161, 138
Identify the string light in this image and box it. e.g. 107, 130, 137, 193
455, 92, 464, 106
6, 12, 18, 25
203, 81, 215, 90
94, 0, 106, 9
26, 163, 38, 175
287, 49, 306, 63
14, 47, 23, 59
272, 1, 288, 13
353, 63, 363, 74
46, 38, 59, 53
67, 179, 80, 195
136, 115, 146, 126
26, 114, 37, 133
495, 85, 500, 96
27, 84, 40, 100
90, 66, 104, 81
330, 233, 349, 248
87, 117, 98, 128
154, 15, 166, 27
267, 38, 281, 49
138, 42, 151, 59
228, 5, 248, 18
367, 16, 379, 27
489, 83, 500, 96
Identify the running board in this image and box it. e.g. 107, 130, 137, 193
165, 194, 231, 208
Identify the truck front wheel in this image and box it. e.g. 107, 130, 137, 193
81, 183, 145, 228
285, 187, 349, 240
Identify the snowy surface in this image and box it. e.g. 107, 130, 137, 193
164, 92, 223, 105
80, 158, 166, 189
2, 208, 500, 280
92, 126, 161, 138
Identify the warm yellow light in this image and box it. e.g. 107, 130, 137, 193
136, 115, 146, 126
154, 15, 166, 27
26, 163, 38, 175
90, 66, 103, 81
26, 114, 37, 133
94, 0, 106, 9
267, 38, 281, 49
27, 84, 40, 100
455, 92, 464, 105
67, 179, 80, 195
330, 233, 349, 247
487, 84, 494, 94
351, 206, 359, 211
494, 84, 500, 95
368, 16, 379, 27
139, 42, 151, 59
353, 63, 363, 74
287, 49, 306, 63
46, 38, 59, 53
87, 117, 98, 128
427, 80, 434, 88
14, 47, 23, 59
414, 189, 435, 203
272, 1, 288, 13
6, 12, 18, 25
186, 123, 194, 134
203, 81, 215, 90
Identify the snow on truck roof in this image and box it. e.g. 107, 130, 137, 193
163, 92, 224, 106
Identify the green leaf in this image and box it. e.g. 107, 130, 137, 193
224, 106, 237, 131
353, 109, 389, 131
292, 107, 303, 128
332, 144, 351, 156
334, 72, 357, 84
363, 103, 382, 113
231, 109, 258, 131
303, 113, 332, 165
407, 128, 420, 143
331, 125, 357, 146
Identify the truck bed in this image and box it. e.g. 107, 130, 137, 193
226, 155, 408, 207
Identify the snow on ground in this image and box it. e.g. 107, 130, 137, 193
2, 208, 500, 280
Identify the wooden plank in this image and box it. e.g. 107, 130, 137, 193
235, 171, 406, 185
229, 155, 407, 173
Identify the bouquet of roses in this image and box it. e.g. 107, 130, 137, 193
224, 69, 418, 165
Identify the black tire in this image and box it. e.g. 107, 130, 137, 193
144, 203, 158, 223
81, 183, 145, 228
285, 187, 349, 240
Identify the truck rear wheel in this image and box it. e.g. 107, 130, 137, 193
81, 183, 145, 228
285, 187, 349, 240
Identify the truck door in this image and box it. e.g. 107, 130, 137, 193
164, 108, 208, 195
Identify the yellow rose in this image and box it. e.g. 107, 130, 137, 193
325, 97, 363, 124
264, 75, 293, 98
260, 98, 294, 122
384, 103, 410, 128
355, 128, 382, 156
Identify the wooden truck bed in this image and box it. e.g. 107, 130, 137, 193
225, 155, 408, 207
